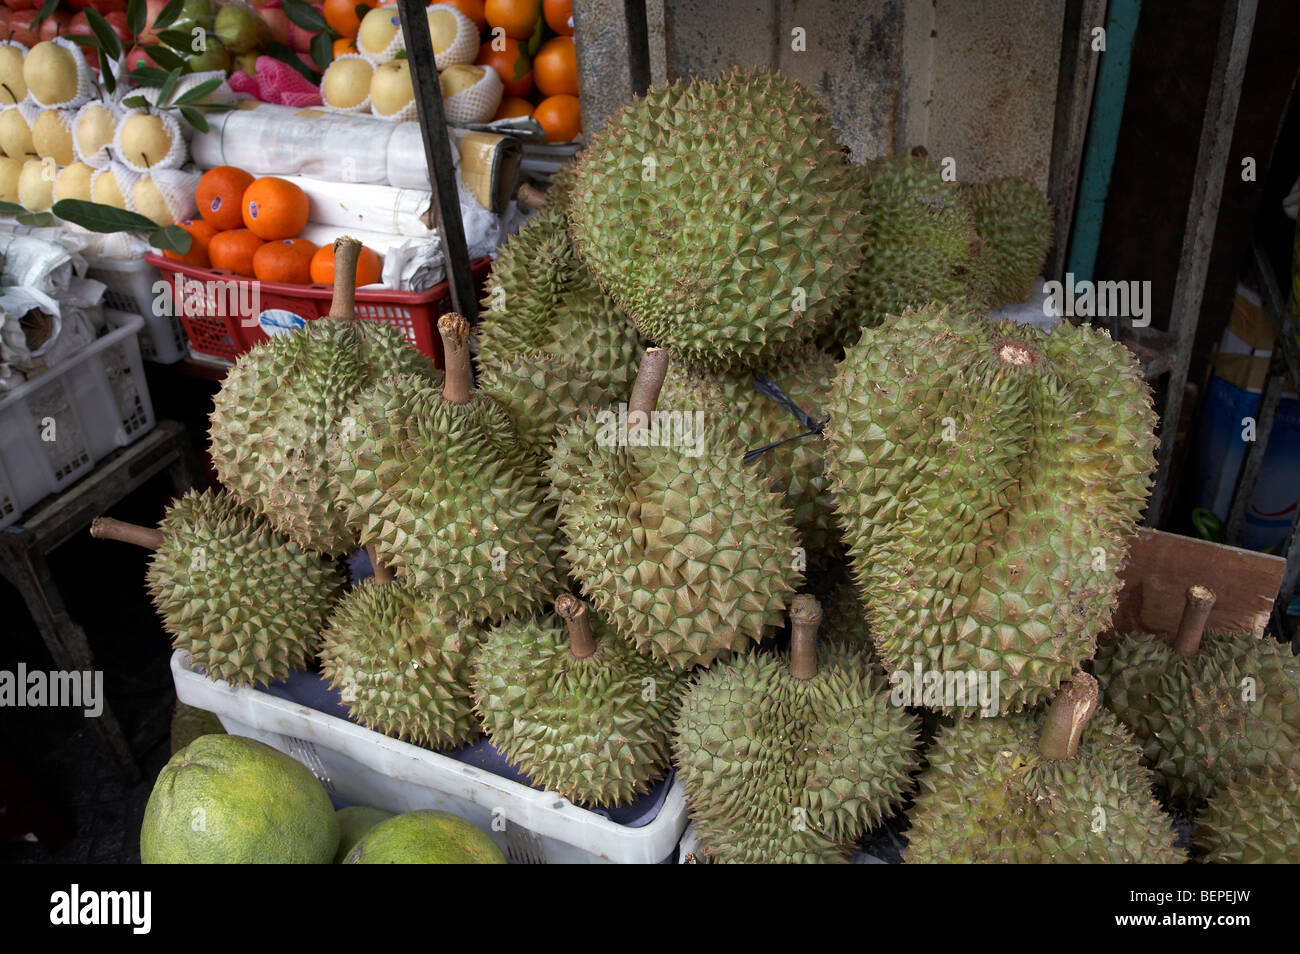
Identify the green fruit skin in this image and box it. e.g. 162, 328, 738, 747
344, 810, 506, 864
333, 806, 395, 863
141, 735, 340, 864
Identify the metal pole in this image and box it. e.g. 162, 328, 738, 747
1146, 0, 1257, 526
397, 0, 478, 323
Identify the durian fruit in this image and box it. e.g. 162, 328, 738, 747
906, 673, 1184, 864
825, 306, 1157, 715
475, 208, 641, 397
90, 490, 342, 687
1092, 584, 1300, 806
319, 578, 482, 750
550, 348, 803, 669
567, 69, 865, 372
1193, 765, 1300, 864
477, 351, 617, 461
210, 238, 438, 555
822, 153, 993, 350
673, 595, 920, 863
818, 582, 874, 655
963, 176, 1053, 305
332, 312, 566, 623
659, 343, 840, 561
472, 594, 684, 806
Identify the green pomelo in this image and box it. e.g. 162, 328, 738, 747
333, 805, 395, 863
344, 809, 505, 864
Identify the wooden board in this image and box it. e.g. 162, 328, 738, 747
1109, 528, 1285, 639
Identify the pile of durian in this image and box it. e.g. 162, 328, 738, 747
93, 69, 1298, 864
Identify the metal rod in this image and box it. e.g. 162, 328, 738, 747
1146, 0, 1257, 526
397, 0, 478, 323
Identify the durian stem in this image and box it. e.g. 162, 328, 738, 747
327, 237, 362, 321
89, 517, 163, 551
1038, 672, 1099, 760
626, 348, 669, 437
366, 545, 394, 585
788, 594, 823, 680
555, 593, 598, 659
517, 183, 547, 209
1173, 585, 1216, 659
438, 312, 473, 406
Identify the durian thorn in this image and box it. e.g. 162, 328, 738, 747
626, 347, 669, 435
366, 545, 394, 585
516, 183, 547, 210
438, 312, 473, 405
89, 516, 163, 551
327, 236, 362, 321
1038, 672, 1098, 760
1173, 584, 1216, 659
789, 593, 823, 680
555, 593, 598, 659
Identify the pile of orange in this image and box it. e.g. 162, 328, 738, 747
473, 0, 580, 141
164, 166, 384, 288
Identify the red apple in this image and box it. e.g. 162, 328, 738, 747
5, 0, 43, 13
122, 45, 158, 71
38, 10, 70, 41
7, 9, 39, 46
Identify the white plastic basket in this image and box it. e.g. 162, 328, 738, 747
0, 311, 156, 531
170, 651, 688, 864
86, 257, 188, 364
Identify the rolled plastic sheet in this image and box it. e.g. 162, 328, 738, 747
281, 174, 433, 236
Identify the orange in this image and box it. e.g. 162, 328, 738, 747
533, 35, 577, 96
163, 218, 219, 268
309, 242, 383, 287
439, 0, 486, 30
242, 177, 310, 240
484, 0, 539, 40
195, 166, 255, 231
493, 95, 533, 120
332, 36, 358, 57
253, 238, 319, 284
208, 229, 266, 277
324, 0, 379, 38
543, 0, 572, 35
533, 94, 580, 142
476, 38, 532, 97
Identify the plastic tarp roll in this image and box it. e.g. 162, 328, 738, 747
190, 103, 398, 185
283, 174, 433, 236
385, 121, 455, 190
297, 223, 410, 256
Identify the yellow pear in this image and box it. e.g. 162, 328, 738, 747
0, 109, 34, 161
54, 161, 94, 202
0, 155, 21, 202
92, 169, 127, 209
0, 45, 27, 106
74, 103, 117, 165
427, 5, 476, 69
132, 176, 176, 226
118, 113, 177, 170
32, 110, 75, 166
357, 8, 401, 58
18, 158, 54, 211
23, 41, 79, 107
321, 58, 373, 110
369, 60, 413, 118
439, 64, 487, 99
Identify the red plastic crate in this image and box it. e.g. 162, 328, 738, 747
146, 253, 492, 368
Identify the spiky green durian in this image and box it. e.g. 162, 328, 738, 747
144, 490, 342, 687
907, 674, 1183, 864
472, 595, 684, 806
332, 316, 567, 624
1091, 587, 1300, 806
963, 176, 1053, 304
822, 154, 994, 350
319, 579, 482, 750
210, 319, 438, 555
476, 208, 641, 396
818, 582, 874, 655
550, 350, 803, 669
478, 351, 617, 461
673, 595, 919, 863
1193, 766, 1300, 864
658, 345, 840, 561
825, 306, 1156, 715
567, 69, 865, 371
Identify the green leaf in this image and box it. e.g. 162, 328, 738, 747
127, 0, 147, 39
34, 0, 59, 26
144, 43, 189, 73
156, 68, 182, 108
0, 200, 25, 216
17, 211, 57, 227
173, 78, 221, 106
151, 225, 192, 255
309, 30, 332, 71
52, 200, 161, 234
152, 0, 187, 32
64, 35, 100, 48
84, 8, 123, 60
526, 14, 545, 57
265, 42, 321, 85
127, 66, 173, 88
158, 27, 200, 55
179, 106, 209, 133
281, 0, 328, 33
98, 49, 118, 94
122, 95, 152, 110
513, 49, 530, 82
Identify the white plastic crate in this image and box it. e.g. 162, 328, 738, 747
0, 311, 155, 530
170, 651, 688, 864
86, 257, 188, 364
